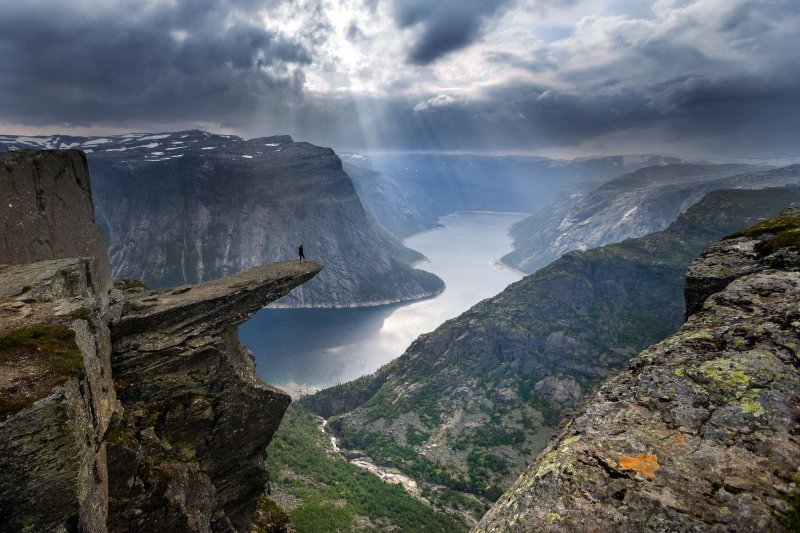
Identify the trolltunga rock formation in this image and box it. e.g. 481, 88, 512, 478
0, 149, 320, 531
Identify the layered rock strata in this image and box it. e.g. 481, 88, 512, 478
0, 149, 112, 296
0, 257, 115, 531
107, 261, 320, 531
476, 209, 800, 531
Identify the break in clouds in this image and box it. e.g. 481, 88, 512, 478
0, 0, 799, 156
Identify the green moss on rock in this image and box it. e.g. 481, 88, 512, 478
0, 323, 83, 418
726, 214, 800, 255
116, 278, 150, 291
251, 495, 292, 533
70, 307, 91, 319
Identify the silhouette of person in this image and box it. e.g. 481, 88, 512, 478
298, 244, 306, 263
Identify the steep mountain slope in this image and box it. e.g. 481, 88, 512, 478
503, 163, 800, 273
343, 162, 430, 239
0, 149, 112, 294
341, 153, 683, 239
477, 208, 800, 531
302, 187, 800, 522
0, 133, 443, 307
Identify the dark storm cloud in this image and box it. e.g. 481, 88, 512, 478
392, 0, 514, 64
2, 0, 799, 157
368, 0, 800, 155
0, 0, 313, 127
265, 65, 800, 156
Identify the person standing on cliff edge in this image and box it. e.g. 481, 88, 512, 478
298, 244, 306, 263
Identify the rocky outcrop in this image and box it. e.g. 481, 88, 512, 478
503, 164, 800, 273
685, 206, 800, 316
107, 261, 320, 531
0, 257, 115, 532
0, 149, 321, 531
0, 147, 116, 531
304, 187, 800, 522
0, 149, 112, 297
476, 209, 800, 531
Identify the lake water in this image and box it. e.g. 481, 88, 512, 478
239, 212, 526, 390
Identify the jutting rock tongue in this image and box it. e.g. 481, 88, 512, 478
0, 149, 322, 531
107, 261, 321, 531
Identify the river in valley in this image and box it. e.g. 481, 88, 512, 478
239, 211, 527, 391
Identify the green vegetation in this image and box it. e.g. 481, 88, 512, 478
70, 306, 91, 319
780, 474, 800, 532
303, 188, 800, 524
267, 404, 466, 532
117, 278, 149, 290
0, 323, 83, 417
726, 214, 800, 256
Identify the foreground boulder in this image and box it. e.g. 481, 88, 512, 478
476, 208, 800, 531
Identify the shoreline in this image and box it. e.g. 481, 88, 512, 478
266, 285, 445, 310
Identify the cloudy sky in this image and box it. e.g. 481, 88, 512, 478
1, 0, 798, 156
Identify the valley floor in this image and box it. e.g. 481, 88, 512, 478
266, 404, 469, 532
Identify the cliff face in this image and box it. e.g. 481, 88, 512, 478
476, 208, 800, 531
0, 150, 319, 531
107, 261, 320, 530
0, 149, 112, 296
503, 164, 800, 273
0, 257, 115, 532
303, 187, 800, 522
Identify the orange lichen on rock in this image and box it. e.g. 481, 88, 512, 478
618, 454, 659, 478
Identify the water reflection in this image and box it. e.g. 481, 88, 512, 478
239, 212, 526, 389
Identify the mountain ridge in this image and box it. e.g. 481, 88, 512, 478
503, 163, 800, 273
477, 206, 800, 531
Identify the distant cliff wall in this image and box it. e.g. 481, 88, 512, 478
504, 164, 800, 274
84, 133, 441, 306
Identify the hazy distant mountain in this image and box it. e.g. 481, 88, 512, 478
340, 153, 683, 239
502, 163, 800, 273
0, 131, 443, 307
343, 162, 430, 239
302, 186, 800, 520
